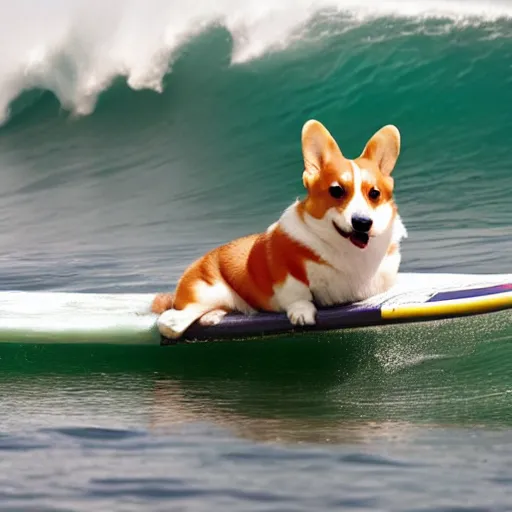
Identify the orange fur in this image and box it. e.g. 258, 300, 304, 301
154, 120, 405, 338
301, 159, 355, 219
299, 122, 397, 220
169, 227, 324, 313
355, 157, 394, 205
151, 293, 174, 314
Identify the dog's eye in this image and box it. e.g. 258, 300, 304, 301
329, 185, 345, 199
368, 188, 381, 200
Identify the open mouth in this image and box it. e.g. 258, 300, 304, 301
332, 221, 370, 249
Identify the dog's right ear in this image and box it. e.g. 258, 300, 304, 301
359, 125, 401, 176
301, 120, 342, 188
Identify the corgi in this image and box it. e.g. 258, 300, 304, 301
152, 120, 407, 339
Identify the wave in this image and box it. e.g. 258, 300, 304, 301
1, 0, 512, 125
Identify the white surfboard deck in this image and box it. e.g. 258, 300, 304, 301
0, 272, 509, 344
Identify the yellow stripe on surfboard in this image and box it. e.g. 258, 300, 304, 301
381, 291, 512, 320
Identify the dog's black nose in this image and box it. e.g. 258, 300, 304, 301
351, 214, 373, 233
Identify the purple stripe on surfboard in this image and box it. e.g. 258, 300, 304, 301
160, 282, 512, 344
427, 284, 512, 303
170, 303, 383, 342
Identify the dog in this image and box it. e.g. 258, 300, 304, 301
152, 120, 407, 339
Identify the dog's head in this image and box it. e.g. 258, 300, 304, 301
300, 120, 400, 249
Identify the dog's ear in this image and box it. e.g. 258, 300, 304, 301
360, 125, 401, 176
301, 120, 342, 188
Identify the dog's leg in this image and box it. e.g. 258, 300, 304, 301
274, 275, 317, 326
198, 309, 228, 326
157, 304, 211, 339
156, 278, 245, 338
286, 300, 317, 326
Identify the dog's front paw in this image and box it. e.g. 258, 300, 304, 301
286, 301, 317, 326
198, 309, 227, 327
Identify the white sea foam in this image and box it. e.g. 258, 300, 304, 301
0, 0, 510, 124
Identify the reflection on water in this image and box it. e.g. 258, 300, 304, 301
150, 379, 427, 445
1, 311, 511, 443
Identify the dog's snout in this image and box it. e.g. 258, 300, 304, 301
351, 214, 373, 233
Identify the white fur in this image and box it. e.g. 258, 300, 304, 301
158, 305, 205, 339
276, 188, 407, 318
198, 309, 228, 326
286, 300, 317, 325
194, 281, 255, 314
273, 274, 313, 306
328, 161, 396, 239
272, 274, 317, 324
267, 221, 278, 233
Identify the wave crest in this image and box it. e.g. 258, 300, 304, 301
1, 0, 511, 125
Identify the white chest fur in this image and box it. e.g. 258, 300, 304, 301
305, 254, 396, 306
276, 202, 406, 308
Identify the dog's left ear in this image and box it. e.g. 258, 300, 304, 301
360, 125, 401, 176
301, 120, 342, 188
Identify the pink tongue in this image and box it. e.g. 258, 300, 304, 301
349, 233, 369, 249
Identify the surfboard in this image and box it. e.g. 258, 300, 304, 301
0, 272, 510, 345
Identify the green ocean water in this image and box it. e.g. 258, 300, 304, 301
0, 4, 512, 511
